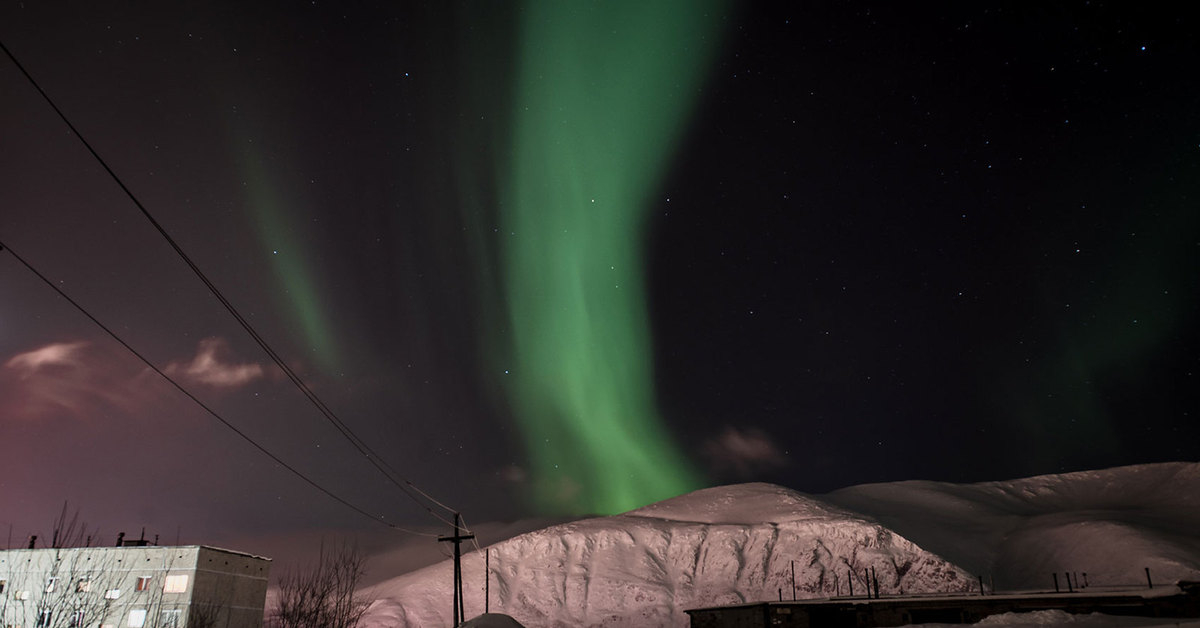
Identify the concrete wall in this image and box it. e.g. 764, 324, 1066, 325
0, 546, 270, 628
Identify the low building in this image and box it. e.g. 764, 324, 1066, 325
685, 583, 1200, 627
0, 545, 270, 628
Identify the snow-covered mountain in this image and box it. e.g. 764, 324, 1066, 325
825, 462, 1200, 590
363, 483, 972, 627
361, 462, 1200, 628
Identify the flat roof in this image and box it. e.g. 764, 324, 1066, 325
0, 544, 270, 562
685, 585, 1184, 613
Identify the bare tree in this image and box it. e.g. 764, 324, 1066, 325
270, 541, 371, 628
0, 505, 126, 628
1, 544, 132, 628
1, 506, 193, 628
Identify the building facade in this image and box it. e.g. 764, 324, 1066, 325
0, 545, 270, 628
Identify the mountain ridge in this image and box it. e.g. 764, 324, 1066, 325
361, 462, 1200, 627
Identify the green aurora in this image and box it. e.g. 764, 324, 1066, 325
236, 144, 341, 373
497, 0, 727, 513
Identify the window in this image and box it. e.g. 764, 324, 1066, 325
76, 579, 91, 593
0, 578, 6, 594
15, 589, 31, 600
127, 609, 146, 628
68, 610, 84, 627
35, 610, 52, 628
135, 577, 151, 592
162, 575, 188, 594
104, 589, 121, 600
44, 578, 58, 593
159, 610, 181, 628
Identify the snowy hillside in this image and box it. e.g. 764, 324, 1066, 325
824, 462, 1200, 590
360, 462, 1200, 628
363, 483, 972, 628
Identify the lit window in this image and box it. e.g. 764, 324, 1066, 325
16, 589, 31, 600
162, 575, 188, 594
127, 609, 146, 628
135, 577, 151, 592
45, 578, 58, 593
76, 579, 91, 593
105, 589, 122, 600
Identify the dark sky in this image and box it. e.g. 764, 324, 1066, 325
1, 1, 1196, 569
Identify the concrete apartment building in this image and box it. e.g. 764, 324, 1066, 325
0, 545, 270, 628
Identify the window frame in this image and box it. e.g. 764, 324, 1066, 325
162, 574, 189, 594
159, 609, 182, 628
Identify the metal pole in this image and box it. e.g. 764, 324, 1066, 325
457, 522, 465, 624
791, 560, 796, 600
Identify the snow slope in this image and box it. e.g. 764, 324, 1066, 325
363, 483, 971, 627
824, 462, 1200, 590
362, 462, 1200, 627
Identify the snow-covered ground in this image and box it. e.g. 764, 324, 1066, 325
361, 462, 1200, 627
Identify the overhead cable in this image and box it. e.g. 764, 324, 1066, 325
0, 238, 438, 538
0, 38, 460, 530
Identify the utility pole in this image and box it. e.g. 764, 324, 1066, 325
439, 513, 475, 626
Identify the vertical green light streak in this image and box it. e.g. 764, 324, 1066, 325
236, 147, 340, 372
500, 1, 725, 513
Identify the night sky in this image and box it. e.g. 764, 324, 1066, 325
1, 2, 1196, 569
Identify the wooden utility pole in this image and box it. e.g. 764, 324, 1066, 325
439, 513, 475, 626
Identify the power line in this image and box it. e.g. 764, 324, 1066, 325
0, 239, 436, 538
0, 38, 461, 530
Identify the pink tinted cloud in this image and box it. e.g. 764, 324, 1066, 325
164, 337, 264, 388
1, 340, 152, 419
1, 337, 264, 422
702, 426, 789, 478
5, 340, 90, 373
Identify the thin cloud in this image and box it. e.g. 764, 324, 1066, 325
5, 340, 89, 375
1, 340, 147, 419
164, 338, 264, 388
702, 426, 789, 478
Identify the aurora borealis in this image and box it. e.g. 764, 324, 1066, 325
237, 141, 343, 373
0, 0, 1197, 573
497, 0, 725, 513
